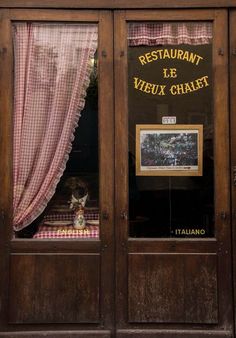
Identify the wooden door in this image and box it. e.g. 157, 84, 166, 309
0, 9, 114, 337
115, 9, 234, 338
0, 7, 234, 338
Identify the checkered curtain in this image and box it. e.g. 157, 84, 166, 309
13, 23, 98, 231
128, 22, 212, 46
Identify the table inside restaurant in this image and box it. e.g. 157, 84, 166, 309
33, 208, 99, 239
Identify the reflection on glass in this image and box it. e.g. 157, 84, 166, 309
128, 22, 214, 238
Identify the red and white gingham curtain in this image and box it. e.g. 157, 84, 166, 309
13, 23, 98, 231
128, 22, 212, 46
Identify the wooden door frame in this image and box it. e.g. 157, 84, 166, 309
230, 9, 236, 337
114, 9, 233, 337
0, 9, 115, 336
0, 0, 235, 9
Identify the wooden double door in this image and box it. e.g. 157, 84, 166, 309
0, 8, 236, 338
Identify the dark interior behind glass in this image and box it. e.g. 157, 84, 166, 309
128, 25, 213, 238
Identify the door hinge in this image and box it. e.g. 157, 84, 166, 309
233, 166, 236, 186
216, 211, 227, 220
1, 210, 5, 227
120, 211, 128, 220
102, 211, 109, 220
232, 48, 236, 56
121, 242, 126, 251
101, 50, 107, 58
218, 48, 224, 56
101, 244, 108, 252
220, 212, 227, 220
0, 47, 7, 56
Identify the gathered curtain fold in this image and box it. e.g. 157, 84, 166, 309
128, 22, 212, 46
13, 23, 98, 231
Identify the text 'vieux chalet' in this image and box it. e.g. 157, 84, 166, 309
133, 48, 209, 96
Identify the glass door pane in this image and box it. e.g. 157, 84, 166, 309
128, 21, 214, 238
12, 22, 99, 240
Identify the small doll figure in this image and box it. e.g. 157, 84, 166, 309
73, 204, 86, 230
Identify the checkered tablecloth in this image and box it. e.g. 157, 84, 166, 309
33, 225, 99, 239
33, 208, 99, 239
43, 208, 99, 222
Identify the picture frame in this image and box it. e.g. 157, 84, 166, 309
136, 124, 203, 176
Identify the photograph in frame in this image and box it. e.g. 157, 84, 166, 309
136, 124, 203, 176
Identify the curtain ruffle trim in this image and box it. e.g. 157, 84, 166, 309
128, 23, 213, 46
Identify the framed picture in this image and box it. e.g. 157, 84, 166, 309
136, 124, 203, 176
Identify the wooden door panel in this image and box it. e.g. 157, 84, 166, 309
128, 253, 218, 323
8, 254, 100, 323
